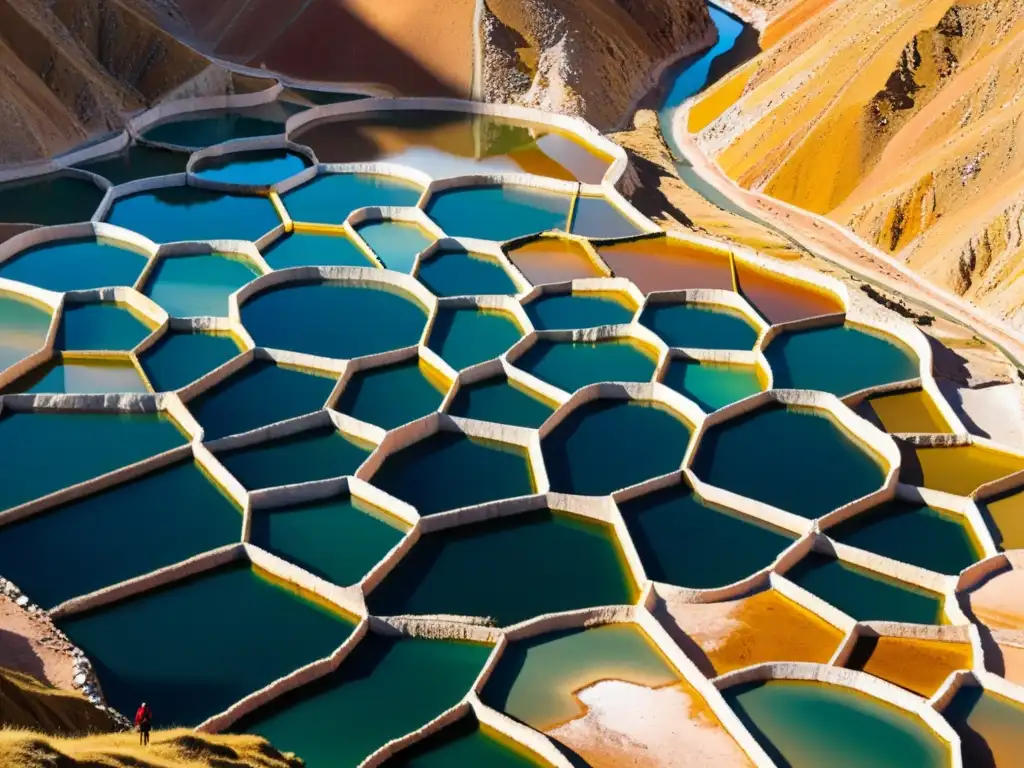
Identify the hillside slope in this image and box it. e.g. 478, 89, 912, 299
691, 0, 1024, 328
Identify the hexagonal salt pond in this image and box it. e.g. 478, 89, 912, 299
241, 281, 428, 360
7, 357, 149, 395
506, 237, 605, 285
596, 236, 734, 294
784, 552, 945, 624
416, 247, 519, 297
447, 375, 555, 429
186, 360, 337, 441
58, 563, 356, 726
619, 485, 794, 589
857, 389, 952, 434
0, 460, 240, 608
74, 145, 188, 185
105, 187, 280, 244
0, 173, 104, 227
663, 359, 764, 412
354, 220, 435, 273
513, 339, 658, 394
368, 432, 535, 516
942, 686, 1024, 767
0, 410, 186, 512
139, 330, 244, 391
692, 404, 887, 519
337, 358, 448, 430
724, 680, 950, 768
367, 508, 636, 625
765, 324, 919, 397
143, 252, 260, 318
217, 426, 373, 490
57, 302, 153, 352
426, 186, 572, 242
899, 443, 1024, 497
639, 301, 759, 350
543, 400, 691, 496
282, 173, 423, 225
142, 107, 291, 148
235, 633, 492, 767
192, 149, 311, 187
0, 238, 149, 293
261, 231, 376, 269
382, 714, 548, 767
826, 500, 981, 574
525, 291, 637, 331
427, 307, 523, 371
0, 292, 52, 373
569, 196, 644, 239
981, 486, 1024, 550
734, 261, 844, 324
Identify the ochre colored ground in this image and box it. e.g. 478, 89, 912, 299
848, 635, 972, 696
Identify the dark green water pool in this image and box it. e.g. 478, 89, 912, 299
218, 426, 372, 489
426, 186, 571, 241
336, 359, 447, 429
692, 405, 886, 519
0, 460, 240, 608
11, 357, 149, 395
662, 360, 763, 411
620, 485, 793, 588
282, 174, 423, 225
140, 330, 242, 391
188, 360, 336, 440
106, 187, 280, 244
447, 375, 555, 428
525, 293, 636, 330
384, 715, 547, 767
417, 249, 518, 297
427, 308, 523, 370
513, 339, 658, 393
0, 410, 185, 511
59, 563, 355, 726
0, 293, 52, 372
194, 149, 310, 187
356, 221, 436, 273
570, 197, 643, 239
369, 431, 535, 516
0, 174, 103, 226
0, 238, 148, 293
251, 495, 408, 586
543, 400, 691, 496
241, 281, 428, 360
766, 325, 919, 397
725, 679, 949, 768
639, 302, 759, 350
785, 552, 944, 624
236, 633, 491, 767
75, 146, 188, 185
58, 303, 152, 351
261, 232, 375, 269
143, 111, 287, 148
828, 500, 980, 574
368, 508, 636, 625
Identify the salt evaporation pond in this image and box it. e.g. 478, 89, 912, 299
142, 108, 290, 148
57, 303, 152, 351
262, 231, 376, 269
193, 149, 310, 187
900, 443, 1024, 497
597, 237, 734, 293
417, 248, 519, 297
282, 173, 423, 225
943, 685, 1024, 767
75, 145, 188, 185
447, 375, 555, 428
144, 253, 260, 317
0, 173, 104, 226
427, 307, 523, 370
139, 330, 242, 391
506, 237, 605, 284
525, 292, 636, 330
0, 238, 149, 293
513, 338, 658, 393
10, 357, 149, 395
383, 715, 548, 767
663, 359, 764, 411
426, 186, 571, 241
640, 301, 759, 349
0, 293, 52, 372
859, 388, 951, 434
337, 359, 448, 430
570, 196, 643, 239
355, 220, 435, 273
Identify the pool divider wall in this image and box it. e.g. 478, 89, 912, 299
711, 661, 964, 767
519, 277, 645, 316
360, 701, 476, 768
929, 667, 1024, 717
469, 699, 577, 768
186, 135, 318, 194
828, 621, 979, 671
413, 237, 533, 297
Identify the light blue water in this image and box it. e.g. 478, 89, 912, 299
513, 339, 658, 393
336, 359, 448, 430
0, 238, 149, 292
261, 231, 376, 269
187, 360, 336, 440
416, 248, 519, 297
143, 253, 259, 317
640, 302, 759, 349
282, 174, 423, 225
193, 149, 310, 187
426, 186, 572, 241
570, 197, 643, 239
427, 308, 523, 370
12, 358, 149, 395
241, 281, 428, 360
140, 331, 243, 391
0, 293, 52, 373
525, 293, 636, 330
57, 303, 152, 351
766, 324, 920, 397
106, 187, 281, 244
356, 220, 436, 273
662, 360, 764, 411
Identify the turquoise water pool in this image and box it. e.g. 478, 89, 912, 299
58, 303, 152, 351
447, 375, 555, 428
262, 231, 376, 269
427, 308, 523, 370
525, 292, 636, 330
426, 186, 572, 241
193, 149, 310, 187
143, 253, 259, 317
662, 360, 764, 411
0, 238, 149, 293
356, 220, 436, 273
336, 359, 447, 430
9, 357, 149, 395
513, 338, 658, 393
640, 302, 759, 349
282, 173, 423, 224
0, 293, 52, 372
139, 331, 242, 391
417, 248, 518, 297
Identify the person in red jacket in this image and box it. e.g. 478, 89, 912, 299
135, 702, 152, 746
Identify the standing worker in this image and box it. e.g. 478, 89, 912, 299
135, 702, 152, 746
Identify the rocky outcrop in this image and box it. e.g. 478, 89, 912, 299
481, 0, 714, 130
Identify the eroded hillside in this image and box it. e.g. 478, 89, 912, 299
692, 0, 1024, 328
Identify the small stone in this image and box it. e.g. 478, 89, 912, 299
73, 673, 87, 687
15, 595, 28, 607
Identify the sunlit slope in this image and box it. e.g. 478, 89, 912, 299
693, 0, 1024, 327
